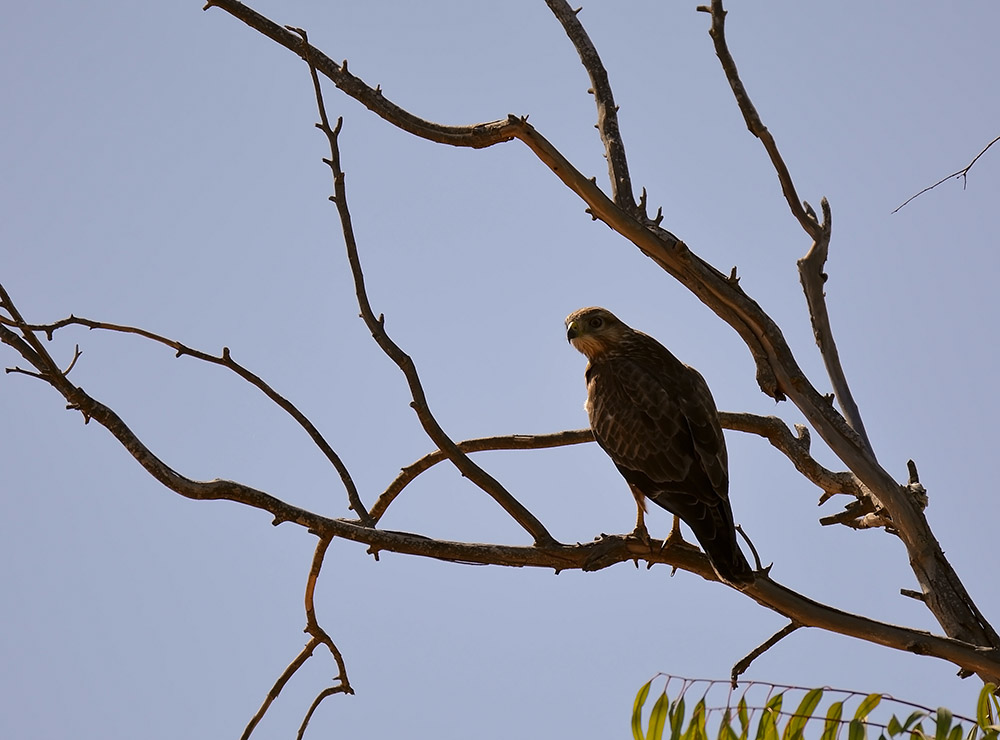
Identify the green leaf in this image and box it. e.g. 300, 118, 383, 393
670, 696, 687, 740
849, 718, 868, 740
855, 695, 884, 722
979, 685, 998, 729
889, 716, 903, 737
764, 717, 780, 740
902, 713, 930, 733
785, 688, 824, 740
647, 691, 670, 740
912, 721, 929, 740
937, 708, 954, 740
633, 680, 653, 740
822, 701, 845, 740
720, 710, 740, 740
948, 725, 965, 740
739, 697, 751, 740
757, 694, 783, 740
683, 699, 707, 740
767, 694, 786, 715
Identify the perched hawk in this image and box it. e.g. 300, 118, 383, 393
566, 306, 753, 587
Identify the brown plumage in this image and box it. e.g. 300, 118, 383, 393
565, 306, 753, 586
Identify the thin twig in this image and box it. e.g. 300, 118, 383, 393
698, 1, 819, 239
292, 27, 556, 546
241, 536, 351, 738
371, 429, 594, 522
893, 133, 1000, 213
544, 0, 636, 212
731, 622, 802, 688
241, 637, 322, 740
12, 313, 372, 525
298, 687, 345, 740
297, 536, 353, 735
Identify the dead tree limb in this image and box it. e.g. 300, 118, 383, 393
2, 313, 372, 525
201, 0, 998, 659
292, 26, 555, 547
893, 133, 1000, 213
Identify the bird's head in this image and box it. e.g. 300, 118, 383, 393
565, 306, 630, 360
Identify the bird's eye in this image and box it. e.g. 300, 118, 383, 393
588, 317, 604, 329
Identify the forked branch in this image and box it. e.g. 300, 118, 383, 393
2, 313, 372, 525
893, 133, 1000, 213
3, 287, 1000, 681
241, 536, 351, 739
371, 414, 860, 526
291, 26, 556, 547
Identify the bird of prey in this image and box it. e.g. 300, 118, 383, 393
565, 306, 753, 587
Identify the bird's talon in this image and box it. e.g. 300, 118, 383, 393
629, 524, 651, 548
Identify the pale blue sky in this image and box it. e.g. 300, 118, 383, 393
2, 2, 998, 738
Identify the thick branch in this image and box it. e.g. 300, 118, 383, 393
697, 0, 998, 655
719, 412, 860, 501
200, 0, 1000, 660
203, 0, 517, 149
796, 200, 874, 453
14, 0, 991, 678
544, 0, 636, 211
3, 303, 999, 680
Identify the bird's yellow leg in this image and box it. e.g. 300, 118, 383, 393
629, 486, 650, 545
666, 515, 685, 544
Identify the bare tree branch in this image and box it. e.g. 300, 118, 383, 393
692, 0, 998, 658
371, 429, 594, 523
696, 1, 819, 239
241, 637, 322, 740
719, 412, 860, 501
544, 0, 636, 212
698, 2, 874, 453
731, 622, 802, 688
298, 536, 352, 734
796, 198, 875, 450
371, 414, 861, 526
796, 199, 874, 453
5, 280, 999, 681
4, 2, 998, 718
292, 26, 557, 547
2, 313, 373, 525
241, 536, 353, 739
893, 133, 1000, 213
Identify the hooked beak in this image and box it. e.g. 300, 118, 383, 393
566, 321, 580, 342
